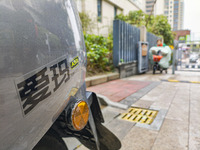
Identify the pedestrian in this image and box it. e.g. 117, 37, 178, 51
156, 37, 166, 47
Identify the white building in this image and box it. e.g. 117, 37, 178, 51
173, 0, 184, 30
154, 0, 165, 15
145, 0, 184, 30
164, 0, 184, 30
164, 0, 174, 29
75, 0, 145, 36
145, 0, 165, 16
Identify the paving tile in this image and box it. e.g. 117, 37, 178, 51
149, 88, 176, 110
189, 97, 200, 150
120, 82, 160, 106
101, 106, 121, 124
131, 100, 154, 108
150, 94, 175, 110
87, 80, 150, 102
141, 87, 164, 101
189, 115, 200, 150
121, 126, 158, 150
166, 86, 189, 122
166, 102, 189, 122
152, 119, 188, 150
102, 106, 125, 114
105, 118, 135, 140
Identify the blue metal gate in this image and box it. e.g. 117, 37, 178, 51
113, 20, 139, 66
113, 20, 158, 68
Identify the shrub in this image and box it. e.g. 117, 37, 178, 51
84, 33, 113, 74
79, 12, 93, 33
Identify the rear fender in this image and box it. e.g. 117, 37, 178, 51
51, 91, 121, 150
86, 92, 104, 123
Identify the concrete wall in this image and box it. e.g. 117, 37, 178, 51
75, 0, 82, 12
75, 0, 144, 36
80, 0, 115, 36
107, 0, 143, 14
154, 0, 164, 15
145, 0, 165, 16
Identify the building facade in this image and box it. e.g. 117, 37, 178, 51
75, 0, 145, 36
145, 0, 184, 31
164, 0, 184, 30
146, 0, 164, 16
164, 0, 174, 29
146, 0, 154, 15
173, 30, 190, 41
179, 0, 184, 30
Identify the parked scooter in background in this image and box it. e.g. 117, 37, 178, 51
149, 38, 171, 74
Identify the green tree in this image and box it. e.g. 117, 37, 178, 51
115, 11, 174, 45
115, 13, 128, 22
127, 10, 146, 27
149, 15, 174, 45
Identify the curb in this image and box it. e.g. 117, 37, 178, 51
97, 94, 129, 110
86, 72, 119, 87
161, 79, 200, 84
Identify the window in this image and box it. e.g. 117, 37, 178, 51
174, 10, 178, 13
97, 0, 102, 22
174, 15, 178, 18
146, 5, 153, 8
164, 11, 168, 14
114, 6, 117, 17
146, 1, 154, 4
174, 24, 177, 27
174, 5, 179, 8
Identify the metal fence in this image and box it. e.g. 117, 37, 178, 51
147, 32, 157, 51
113, 20, 158, 67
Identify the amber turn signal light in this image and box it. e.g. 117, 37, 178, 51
71, 101, 89, 131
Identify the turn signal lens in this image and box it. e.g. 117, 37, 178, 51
71, 101, 89, 131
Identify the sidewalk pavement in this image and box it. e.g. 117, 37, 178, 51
119, 82, 200, 150
87, 80, 151, 102
103, 70, 200, 150
66, 70, 200, 150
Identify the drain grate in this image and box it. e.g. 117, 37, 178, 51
119, 107, 158, 125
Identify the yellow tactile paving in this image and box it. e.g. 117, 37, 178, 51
168, 79, 179, 82
190, 81, 200, 84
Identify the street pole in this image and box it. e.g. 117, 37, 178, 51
145, 0, 157, 27
172, 41, 178, 74
172, 49, 176, 74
